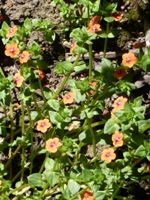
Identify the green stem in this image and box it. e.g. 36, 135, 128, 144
38, 78, 46, 103
51, 53, 81, 99
26, 105, 34, 174
11, 183, 32, 194
86, 116, 96, 158
21, 97, 25, 182
109, 179, 124, 200
66, 120, 105, 135
0, 66, 5, 77
39, 152, 49, 174
74, 142, 83, 165
5, 144, 22, 169
8, 103, 15, 179
89, 44, 93, 79
103, 22, 109, 58
38, 182, 49, 200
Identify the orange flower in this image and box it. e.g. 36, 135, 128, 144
89, 15, 100, 27
122, 52, 137, 68
13, 73, 24, 87
88, 24, 102, 34
68, 121, 80, 131
63, 92, 75, 104
5, 43, 20, 58
89, 81, 97, 94
146, 165, 150, 172
111, 11, 122, 21
114, 68, 127, 80
14, 102, 20, 109
112, 131, 124, 147
111, 108, 118, 118
70, 42, 77, 53
45, 137, 62, 153
35, 68, 45, 80
19, 51, 29, 64
101, 148, 116, 163
6, 26, 18, 38
36, 119, 51, 133
81, 190, 94, 200
112, 96, 128, 110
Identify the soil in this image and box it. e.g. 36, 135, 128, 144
0, 0, 150, 199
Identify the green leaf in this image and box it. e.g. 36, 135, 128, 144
30, 111, 38, 120
101, 58, 112, 69
68, 179, 80, 195
82, 169, 93, 181
27, 173, 42, 187
47, 99, 60, 111
95, 191, 106, 200
134, 145, 146, 157
79, 130, 93, 143
32, 19, 41, 27
104, 118, 120, 134
45, 158, 55, 170
23, 18, 32, 33
1, 21, 9, 32
44, 31, 55, 42
133, 96, 142, 107
78, 0, 89, 6
49, 111, 58, 124
104, 16, 114, 23
75, 46, 87, 54
138, 119, 150, 133
141, 54, 150, 72
46, 171, 59, 186
61, 61, 74, 72
99, 31, 108, 38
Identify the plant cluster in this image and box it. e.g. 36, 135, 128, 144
0, 0, 150, 199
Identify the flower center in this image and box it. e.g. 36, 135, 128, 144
92, 26, 97, 32
14, 77, 19, 83
66, 95, 71, 99
85, 194, 90, 198
10, 48, 15, 53
40, 122, 46, 127
115, 136, 119, 141
9, 28, 14, 33
50, 142, 56, 147
126, 57, 131, 62
117, 70, 122, 74
21, 54, 25, 58
105, 152, 110, 157
117, 100, 122, 106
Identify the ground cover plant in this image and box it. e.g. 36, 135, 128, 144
0, 0, 150, 199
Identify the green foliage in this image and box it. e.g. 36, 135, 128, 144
0, 0, 149, 199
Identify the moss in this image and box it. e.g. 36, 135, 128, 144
117, 30, 131, 48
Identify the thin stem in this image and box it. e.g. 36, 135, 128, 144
38, 78, 46, 103
8, 103, 15, 179
51, 53, 81, 99
26, 105, 34, 174
11, 183, 32, 194
39, 152, 49, 174
20, 97, 25, 183
37, 182, 49, 200
5, 144, 22, 169
103, 22, 109, 58
0, 66, 5, 77
109, 180, 124, 200
86, 116, 96, 158
65, 120, 105, 135
89, 44, 93, 79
